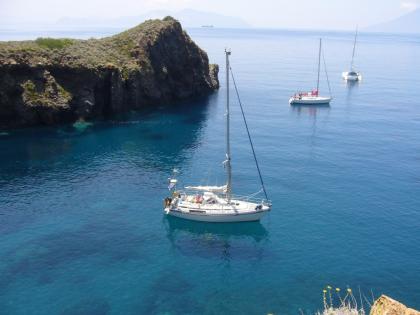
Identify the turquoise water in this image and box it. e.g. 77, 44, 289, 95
1, 28, 420, 314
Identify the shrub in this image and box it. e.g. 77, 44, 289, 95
35, 37, 74, 49
315, 286, 370, 315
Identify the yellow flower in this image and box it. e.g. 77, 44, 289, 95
336, 288, 340, 292
347, 288, 352, 293
327, 285, 332, 290
323, 289, 327, 293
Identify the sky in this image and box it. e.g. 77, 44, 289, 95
0, 0, 419, 30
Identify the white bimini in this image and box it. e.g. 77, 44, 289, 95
163, 50, 271, 223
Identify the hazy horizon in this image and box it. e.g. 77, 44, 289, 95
1, 0, 419, 31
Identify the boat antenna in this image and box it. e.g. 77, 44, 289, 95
230, 66, 269, 201
317, 38, 322, 92
350, 26, 358, 71
225, 49, 232, 202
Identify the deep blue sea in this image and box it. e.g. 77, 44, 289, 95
0, 27, 419, 314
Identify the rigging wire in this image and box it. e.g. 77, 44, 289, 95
229, 66, 269, 201
322, 49, 332, 97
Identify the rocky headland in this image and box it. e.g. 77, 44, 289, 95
0, 17, 219, 128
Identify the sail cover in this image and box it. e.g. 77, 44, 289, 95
185, 185, 227, 193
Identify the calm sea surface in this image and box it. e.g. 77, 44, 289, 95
0, 28, 419, 314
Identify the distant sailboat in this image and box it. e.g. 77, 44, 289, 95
163, 50, 271, 223
289, 38, 332, 105
342, 27, 362, 81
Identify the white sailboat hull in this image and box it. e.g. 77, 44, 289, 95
165, 207, 269, 222
342, 72, 361, 81
164, 194, 271, 222
289, 96, 331, 105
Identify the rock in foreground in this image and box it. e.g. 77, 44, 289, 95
0, 17, 219, 128
370, 295, 420, 315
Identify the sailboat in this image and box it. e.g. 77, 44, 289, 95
289, 38, 332, 105
342, 27, 362, 81
163, 50, 271, 223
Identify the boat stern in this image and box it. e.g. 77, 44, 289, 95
342, 71, 361, 81
260, 202, 272, 212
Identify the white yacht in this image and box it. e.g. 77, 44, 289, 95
342, 71, 361, 81
163, 50, 271, 223
289, 38, 332, 105
342, 27, 362, 81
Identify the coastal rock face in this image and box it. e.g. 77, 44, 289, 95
0, 17, 219, 128
370, 295, 420, 315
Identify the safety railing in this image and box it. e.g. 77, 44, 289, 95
176, 190, 271, 209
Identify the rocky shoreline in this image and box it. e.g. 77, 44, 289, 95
0, 17, 219, 128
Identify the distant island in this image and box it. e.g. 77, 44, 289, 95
365, 8, 420, 34
0, 17, 219, 129
56, 9, 251, 29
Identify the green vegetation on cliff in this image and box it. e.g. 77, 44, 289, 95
0, 17, 194, 72
35, 38, 75, 50
21, 72, 72, 108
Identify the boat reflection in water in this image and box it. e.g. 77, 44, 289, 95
344, 78, 361, 92
164, 216, 269, 262
290, 103, 330, 118
290, 103, 331, 156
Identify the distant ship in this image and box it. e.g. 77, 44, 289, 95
201, 25, 214, 28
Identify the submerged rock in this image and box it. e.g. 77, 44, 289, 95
370, 295, 420, 315
0, 16, 219, 128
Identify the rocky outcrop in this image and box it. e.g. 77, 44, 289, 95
0, 16, 219, 128
370, 295, 420, 315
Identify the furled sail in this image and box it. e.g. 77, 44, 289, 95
185, 185, 227, 193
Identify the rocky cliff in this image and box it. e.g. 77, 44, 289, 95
0, 17, 219, 128
370, 295, 420, 315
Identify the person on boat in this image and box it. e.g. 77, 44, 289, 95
164, 197, 172, 207
195, 195, 203, 203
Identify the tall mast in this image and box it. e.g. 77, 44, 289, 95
350, 26, 358, 71
225, 49, 232, 202
316, 38, 321, 92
